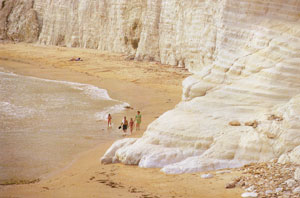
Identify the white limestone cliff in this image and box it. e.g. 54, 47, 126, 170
35, 0, 146, 53
3, 0, 299, 71
101, 0, 300, 173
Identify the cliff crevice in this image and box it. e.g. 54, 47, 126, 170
0, 0, 39, 42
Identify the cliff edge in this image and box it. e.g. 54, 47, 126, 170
100, 0, 300, 174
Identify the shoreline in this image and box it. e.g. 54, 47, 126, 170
0, 43, 243, 198
0, 69, 125, 184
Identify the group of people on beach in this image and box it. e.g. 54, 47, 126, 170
107, 111, 141, 135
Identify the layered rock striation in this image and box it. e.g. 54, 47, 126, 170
101, 0, 300, 173
0, 0, 39, 42
2, 0, 300, 71
1, 0, 300, 173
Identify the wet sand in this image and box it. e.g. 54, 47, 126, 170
0, 42, 243, 198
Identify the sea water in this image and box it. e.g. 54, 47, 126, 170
0, 69, 128, 183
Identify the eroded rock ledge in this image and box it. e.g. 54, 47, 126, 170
101, 0, 300, 174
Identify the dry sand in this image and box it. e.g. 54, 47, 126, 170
0, 43, 243, 198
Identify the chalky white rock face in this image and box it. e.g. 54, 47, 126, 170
101, 0, 300, 173
34, 0, 300, 72
36, 0, 145, 53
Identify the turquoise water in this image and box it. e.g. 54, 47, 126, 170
0, 69, 127, 183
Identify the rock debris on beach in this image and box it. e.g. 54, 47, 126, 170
201, 173, 214, 179
226, 162, 300, 197
241, 192, 258, 198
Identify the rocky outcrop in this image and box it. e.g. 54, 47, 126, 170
0, 0, 39, 42
229, 162, 300, 197
279, 145, 300, 165
0, 0, 13, 39
102, 0, 300, 173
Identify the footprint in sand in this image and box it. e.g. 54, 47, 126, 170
96, 179, 124, 189
128, 186, 143, 193
106, 181, 124, 189
96, 179, 107, 184
89, 176, 95, 181
96, 171, 106, 175
139, 194, 160, 198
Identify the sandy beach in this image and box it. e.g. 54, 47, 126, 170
0, 43, 243, 198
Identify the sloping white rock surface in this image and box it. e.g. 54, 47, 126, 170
101, 0, 300, 173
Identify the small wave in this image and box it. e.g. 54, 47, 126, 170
0, 70, 129, 120
26, 75, 113, 101
95, 102, 130, 121
0, 70, 17, 77
71, 84, 112, 101
0, 70, 119, 101
0, 101, 36, 118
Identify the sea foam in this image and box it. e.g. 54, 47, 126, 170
0, 101, 36, 119
95, 103, 130, 121
0, 71, 129, 120
0, 70, 128, 182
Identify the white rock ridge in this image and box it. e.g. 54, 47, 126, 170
101, 0, 300, 174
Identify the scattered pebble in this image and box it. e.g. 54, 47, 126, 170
275, 187, 283, 193
294, 167, 300, 181
216, 170, 232, 174
265, 190, 273, 194
226, 162, 300, 197
245, 186, 255, 192
285, 179, 297, 188
201, 173, 213, 179
225, 181, 236, 189
241, 192, 258, 197
229, 120, 241, 126
244, 120, 258, 128
293, 186, 300, 194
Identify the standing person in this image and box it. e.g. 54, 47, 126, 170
135, 111, 142, 131
107, 114, 112, 128
121, 116, 128, 133
129, 118, 134, 134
